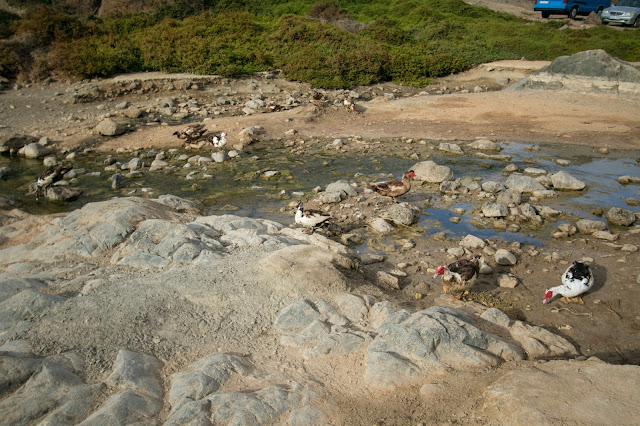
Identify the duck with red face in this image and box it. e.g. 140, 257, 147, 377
543, 261, 594, 304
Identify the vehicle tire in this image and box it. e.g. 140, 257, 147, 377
542, 11, 550, 18
634, 16, 640, 28
569, 6, 578, 19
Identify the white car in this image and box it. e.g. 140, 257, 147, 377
601, 0, 640, 27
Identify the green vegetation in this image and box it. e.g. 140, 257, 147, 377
1, 0, 640, 87
0, 9, 20, 39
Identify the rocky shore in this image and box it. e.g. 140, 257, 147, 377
1, 193, 638, 424
1, 50, 640, 424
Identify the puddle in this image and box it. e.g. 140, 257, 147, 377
1, 140, 638, 246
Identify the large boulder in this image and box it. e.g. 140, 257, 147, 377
505, 174, 546, 193
576, 219, 607, 234
21, 143, 49, 159
551, 171, 586, 190
412, 161, 454, 183
509, 50, 640, 97
606, 207, 636, 226
95, 118, 129, 136
540, 49, 640, 83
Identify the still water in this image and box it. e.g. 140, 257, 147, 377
1, 140, 637, 246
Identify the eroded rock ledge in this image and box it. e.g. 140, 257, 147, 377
0, 195, 638, 424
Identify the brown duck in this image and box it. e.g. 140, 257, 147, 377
173, 124, 207, 145
367, 170, 416, 201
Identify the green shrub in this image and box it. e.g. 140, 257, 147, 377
281, 42, 388, 88
0, 10, 21, 39
153, 0, 215, 20
0, 43, 20, 78
387, 47, 468, 86
13, 6, 85, 45
361, 16, 412, 44
3, 0, 640, 86
56, 36, 143, 78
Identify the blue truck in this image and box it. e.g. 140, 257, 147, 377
534, 0, 612, 19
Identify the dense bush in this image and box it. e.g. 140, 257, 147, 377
0, 10, 21, 39
387, 47, 468, 86
0, 43, 21, 78
56, 36, 144, 77
12, 6, 85, 45
2, 0, 640, 85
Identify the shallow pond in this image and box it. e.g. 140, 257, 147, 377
1, 140, 638, 247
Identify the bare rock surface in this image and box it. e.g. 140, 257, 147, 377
277, 296, 578, 390
481, 358, 640, 425
0, 189, 637, 424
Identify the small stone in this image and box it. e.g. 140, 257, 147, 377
551, 171, 586, 190
576, 219, 607, 234
495, 249, 517, 266
507, 224, 520, 233
22, 143, 48, 159
482, 203, 509, 218
592, 230, 618, 241
95, 118, 128, 136
447, 247, 465, 258
557, 223, 577, 235
459, 234, 486, 250
419, 383, 440, 398
377, 271, 400, 289
359, 254, 385, 265
498, 273, 519, 288
368, 218, 394, 234
479, 264, 493, 275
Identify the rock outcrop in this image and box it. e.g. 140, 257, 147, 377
509, 49, 640, 99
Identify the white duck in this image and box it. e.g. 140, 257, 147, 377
210, 132, 228, 149
543, 261, 594, 304
34, 164, 73, 200
295, 201, 332, 234
341, 95, 355, 113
